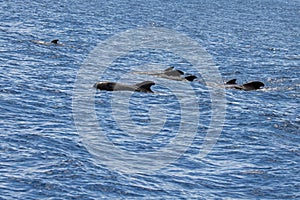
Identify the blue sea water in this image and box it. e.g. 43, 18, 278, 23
1, 0, 299, 199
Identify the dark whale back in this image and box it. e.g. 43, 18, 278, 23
242, 81, 265, 91
164, 69, 184, 77
94, 81, 155, 93
163, 67, 185, 76
225, 79, 264, 91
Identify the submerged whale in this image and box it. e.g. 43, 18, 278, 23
133, 67, 197, 82
94, 81, 155, 93
225, 79, 264, 91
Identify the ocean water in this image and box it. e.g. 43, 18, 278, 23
1, 0, 299, 199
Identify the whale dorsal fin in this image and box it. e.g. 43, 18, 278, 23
242, 81, 265, 91
184, 75, 197, 82
135, 81, 155, 93
226, 79, 237, 85
51, 39, 59, 44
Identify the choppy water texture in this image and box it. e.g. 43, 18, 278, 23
1, 0, 299, 199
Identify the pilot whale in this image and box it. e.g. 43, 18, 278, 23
225, 79, 264, 91
32, 39, 63, 46
94, 81, 155, 93
133, 67, 197, 82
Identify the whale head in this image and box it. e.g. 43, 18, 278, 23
93, 82, 116, 91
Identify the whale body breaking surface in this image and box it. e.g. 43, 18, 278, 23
225, 79, 265, 91
93, 81, 155, 93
